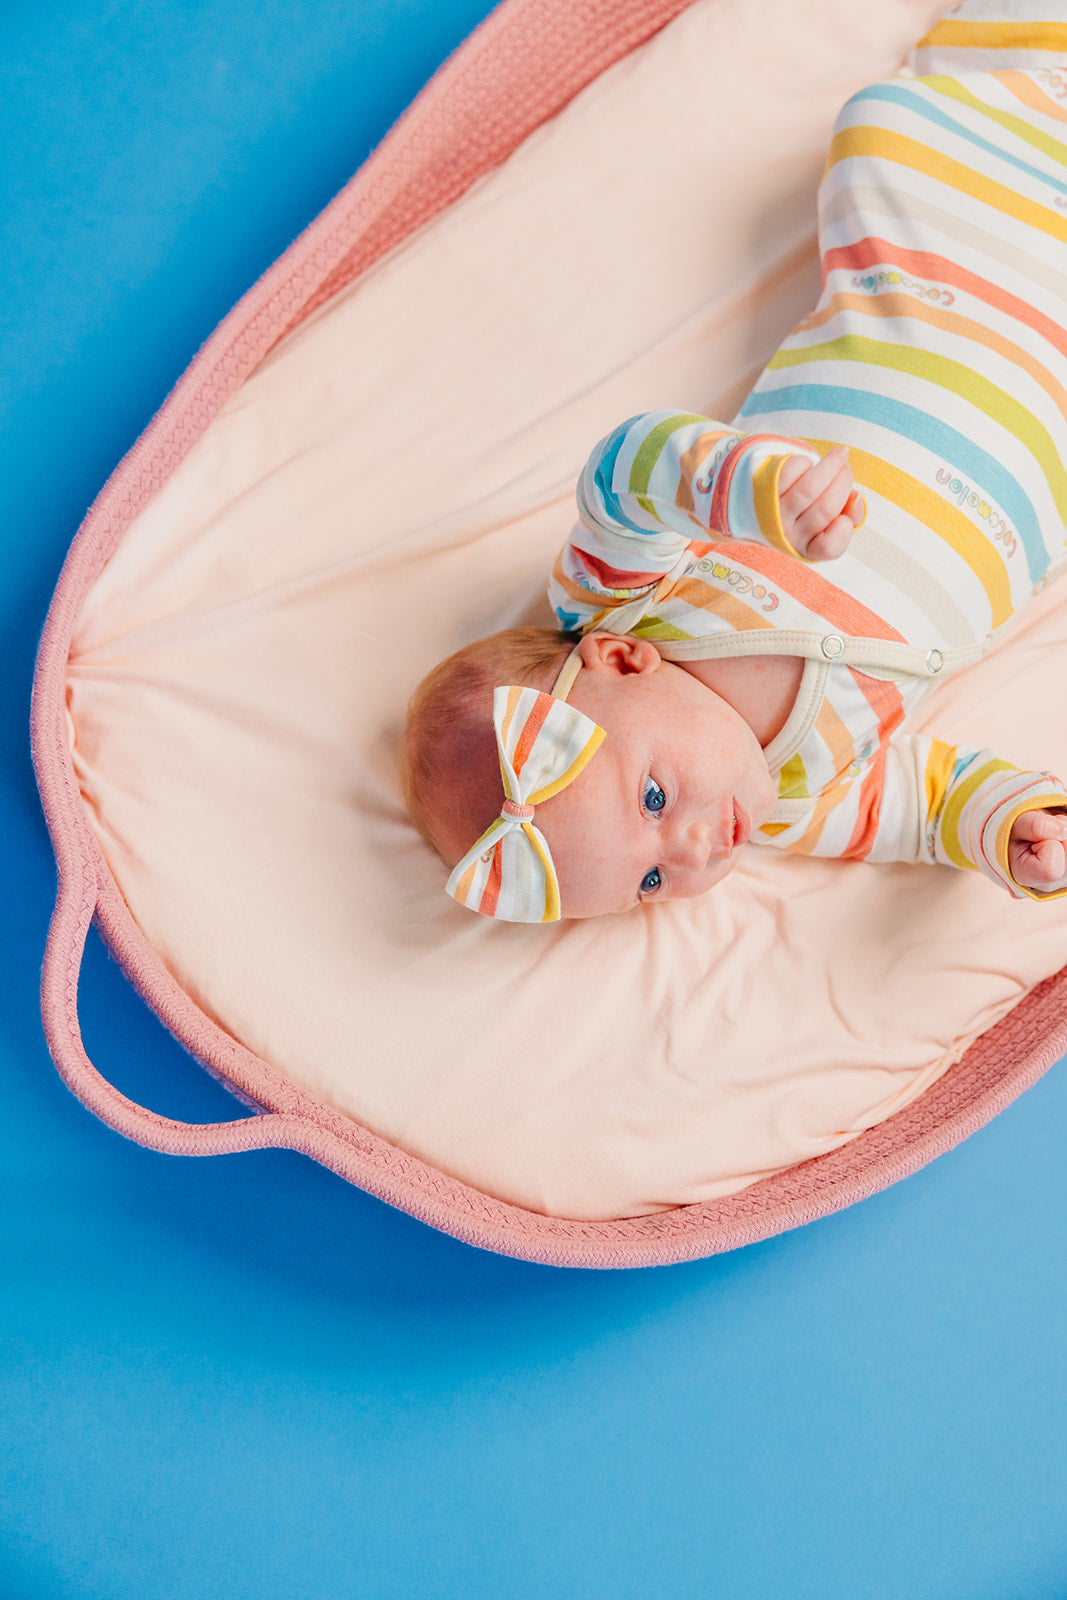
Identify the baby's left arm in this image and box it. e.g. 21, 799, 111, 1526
760, 735, 1067, 901
1009, 808, 1067, 894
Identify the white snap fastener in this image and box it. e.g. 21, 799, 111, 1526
821, 634, 845, 660
926, 648, 944, 674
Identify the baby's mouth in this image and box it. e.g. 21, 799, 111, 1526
732, 800, 751, 849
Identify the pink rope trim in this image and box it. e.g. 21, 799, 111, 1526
30, 0, 1067, 1266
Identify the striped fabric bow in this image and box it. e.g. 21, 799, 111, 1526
445, 683, 605, 922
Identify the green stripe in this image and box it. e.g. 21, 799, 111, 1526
769, 334, 1067, 525
628, 413, 708, 499
633, 619, 693, 641
777, 754, 809, 800
928, 74, 1067, 171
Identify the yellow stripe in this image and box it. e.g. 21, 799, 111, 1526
499, 685, 522, 750
751, 455, 807, 559
522, 824, 560, 922
915, 20, 1067, 53
804, 436, 1013, 629
938, 757, 1015, 870
924, 740, 958, 825
776, 334, 1067, 538
528, 725, 606, 806
826, 124, 1067, 249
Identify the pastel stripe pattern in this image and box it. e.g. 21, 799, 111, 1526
548, 12, 1067, 899
445, 686, 605, 922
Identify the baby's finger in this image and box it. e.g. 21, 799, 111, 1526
1014, 808, 1067, 844
1033, 838, 1066, 883
844, 488, 867, 528
775, 453, 811, 495
804, 514, 856, 562
788, 464, 855, 546
779, 447, 851, 519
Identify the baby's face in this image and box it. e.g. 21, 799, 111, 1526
535, 640, 778, 919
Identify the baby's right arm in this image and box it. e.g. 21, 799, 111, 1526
578, 409, 861, 558
551, 409, 864, 633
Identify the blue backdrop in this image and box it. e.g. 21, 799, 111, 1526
3, 3, 1066, 1596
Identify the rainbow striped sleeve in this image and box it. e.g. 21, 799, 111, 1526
549, 411, 823, 631
920, 742, 1067, 899
770, 734, 1067, 899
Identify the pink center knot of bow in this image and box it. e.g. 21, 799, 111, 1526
501, 798, 536, 821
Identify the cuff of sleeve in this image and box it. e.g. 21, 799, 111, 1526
750, 456, 809, 560
982, 783, 1067, 899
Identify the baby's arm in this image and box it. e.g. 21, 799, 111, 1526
576, 410, 864, 565
764, 734, 1067, 900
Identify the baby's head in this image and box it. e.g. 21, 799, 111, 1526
402, 628, 777, 920
401, 626, 575, 867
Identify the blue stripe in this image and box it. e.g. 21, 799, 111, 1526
593, 416, 651, 535
851, 82, 1067, 198
739, 381, 1049, 580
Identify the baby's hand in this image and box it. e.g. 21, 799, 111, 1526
1009, 808, 1067, 892
777, 446, 866, 561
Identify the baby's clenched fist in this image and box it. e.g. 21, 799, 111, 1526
1009, 807, 1067, 892
778, 446, 865, 561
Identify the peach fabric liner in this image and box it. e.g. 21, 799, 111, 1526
35, 0, 1067, 1262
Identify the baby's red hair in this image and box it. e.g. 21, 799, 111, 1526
401, 626, 573, 866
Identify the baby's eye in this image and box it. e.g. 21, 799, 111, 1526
643, 777, 666, 815
640, 868, 662, 896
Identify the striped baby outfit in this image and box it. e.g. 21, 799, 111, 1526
548, 10, 1067, 898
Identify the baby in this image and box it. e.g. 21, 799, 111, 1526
402, 12, 1067, 922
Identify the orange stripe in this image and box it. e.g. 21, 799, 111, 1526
843, 748, 887, 860
675, 429, 732, 520
786, 700, 856, 856
735, 542, 908, 643
841, 673, 905, 861
479, 843, 503, 918
661, 574, 779, 634
850, 669, 906, 746
822, 237, 1067, 362
453, 860, 477, 905
511, 690, 552, 779
996, 67, 1067, 129
499, 685, 522, 752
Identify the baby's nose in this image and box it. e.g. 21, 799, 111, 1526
671, 816, 715, 872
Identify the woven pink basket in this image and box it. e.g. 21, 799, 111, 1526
32, 0, 1067, 1266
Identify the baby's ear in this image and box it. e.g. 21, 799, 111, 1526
578, 631, 661, 676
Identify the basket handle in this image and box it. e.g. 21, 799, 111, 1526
41, 855, 300, 1159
